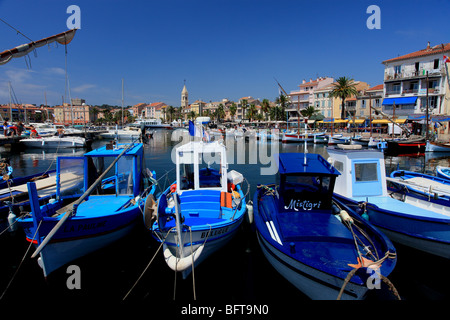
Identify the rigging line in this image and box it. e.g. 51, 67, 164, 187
0, 17, 34, 42
122, 226, 175, 301
0, 219, 42, 300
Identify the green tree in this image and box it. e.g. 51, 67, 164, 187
240, 99, 248, 120
247, 104, 257, 121
261, 98, 270, 121
167, 105, 175, 122
229, 102, 237, 121
300, 105, 319, 118
329, 77, 358, 119
215, 104, 225, 123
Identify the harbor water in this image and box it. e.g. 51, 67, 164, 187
1, 130, 449, 310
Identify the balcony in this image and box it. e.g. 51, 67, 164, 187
384, 68, 445, 82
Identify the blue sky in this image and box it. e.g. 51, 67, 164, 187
1, 0, 450, 107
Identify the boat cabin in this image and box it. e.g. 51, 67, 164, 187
84, 143, 145, 198
277, 153, 340, 212
326, 145, 387, 199
175, 141, 228, 194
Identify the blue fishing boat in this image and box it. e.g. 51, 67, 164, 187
253, 152, 397, 300
151, 141, 248, 279
17, 142, 157, 277
328, 145, 450, 259
0, 164, 57, 221
436, 165, 450, 180
388, 169, 450, 216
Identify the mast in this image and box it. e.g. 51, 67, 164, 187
122, 78, 124, 127
368, 97, 372, 137
425, 71, 429, 141
8, 81, 12, 121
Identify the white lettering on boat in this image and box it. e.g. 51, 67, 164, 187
284, 199, 322, 211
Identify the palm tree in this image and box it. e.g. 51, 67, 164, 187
329, 77, 358, 119
167, 105, 175, 122
300, 105, 319, 118
240, 99, 248, 120
215, 104, 225, 123
261, 98, 270, 121
247, 104, 257, 121
229, 103, 237, 122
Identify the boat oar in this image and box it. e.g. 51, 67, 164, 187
31, 142, 137, 259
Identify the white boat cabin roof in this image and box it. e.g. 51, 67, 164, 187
326, 145, 388, 199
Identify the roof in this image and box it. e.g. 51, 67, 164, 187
278, 153, 340, 176
367, 84, 384, 91
85, 143, 143, 157
382, 43, 450, 63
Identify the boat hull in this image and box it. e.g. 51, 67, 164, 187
385, 138, 425, 155
334, 194, 450, 259
425, 140, 450, 152
21, 198, 142, 276
256, 231, 367, 300
153, 215, 244, 278
20, 137, 85, 149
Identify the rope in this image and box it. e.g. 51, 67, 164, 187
336, 251, 400, 300
0, 217, 19, 237
0, 219, 42, 300
122, 226, 175, 301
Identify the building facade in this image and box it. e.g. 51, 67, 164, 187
382, 42, 450, 118
288, 77, 334, 120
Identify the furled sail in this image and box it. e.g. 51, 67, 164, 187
0, 29, 77, 65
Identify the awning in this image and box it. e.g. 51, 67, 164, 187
431, 115, 450, 122
318, 119, 348, 124
348, 119, 365, 124
371, 119, 407, 124
408, 114, 426, 120
382, 97, 417, 105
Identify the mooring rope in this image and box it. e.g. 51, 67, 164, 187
122, 226, 175, 301
0, 219, 42, 300
336, 251, 399, 300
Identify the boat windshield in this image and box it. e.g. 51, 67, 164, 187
280, 174, 333, 212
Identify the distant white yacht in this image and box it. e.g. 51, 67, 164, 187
130, 118, 172, 129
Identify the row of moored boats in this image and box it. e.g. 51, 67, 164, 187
1, 137, 450, 300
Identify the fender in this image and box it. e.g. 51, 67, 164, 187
163, 243, 204, 272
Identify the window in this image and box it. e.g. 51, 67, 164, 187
281, 174, 333, 211
434, 59, 439, 69
394, 65, 401, 74
415, 62, 420, 72
354, 163, 378, 182
333, 161, 344, 173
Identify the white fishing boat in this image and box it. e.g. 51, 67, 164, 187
425, 140, 450, 152
328, 145, 450, 259
99, 127, 142, 141
20, 136, 86, 149
150, 140, 249, 279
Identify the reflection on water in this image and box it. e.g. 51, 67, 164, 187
4, 130, 450, 185
1, 129, 450, 302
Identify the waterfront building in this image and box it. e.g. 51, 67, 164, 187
144, 102, 167, 120
342, 81, 370, 119
382, 42, 450, 118
356, 84, 384, 119
54, 103, 91, 125
189, 100, 207, 118
288, 77, 334, 120
131, 103, 148, 119
237, 96, 261, 121
314, 83, 339, 119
